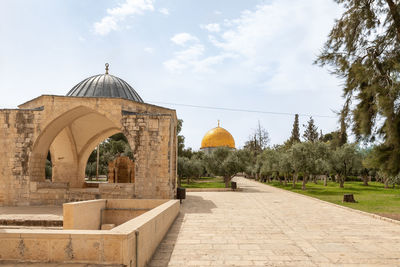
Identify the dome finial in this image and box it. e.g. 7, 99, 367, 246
218, 120, 220, 127
105, 63, 109, 74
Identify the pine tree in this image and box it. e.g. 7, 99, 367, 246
286, 114, 300, 146
303, 117, 319, 142
316, 0, 400, 175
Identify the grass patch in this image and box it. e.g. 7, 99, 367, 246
181, 176, 227, 188
267, 181, 400, 216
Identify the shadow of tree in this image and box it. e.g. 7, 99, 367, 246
181, 195, 217, 214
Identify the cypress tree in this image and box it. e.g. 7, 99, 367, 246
287, 114, 301, 146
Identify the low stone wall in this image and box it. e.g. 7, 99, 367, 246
63, 199, 106, 230
99, 183, 135, 199
0, 199, 180, 266
28, 183, 136, 206
111, 200, 180, 266
102, 199, 169, 227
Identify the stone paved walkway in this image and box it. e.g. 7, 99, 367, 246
149, 177, 400, 266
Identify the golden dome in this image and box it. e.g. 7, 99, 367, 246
201, 122, 235, 149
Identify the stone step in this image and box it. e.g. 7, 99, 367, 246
0, 219, 63, 227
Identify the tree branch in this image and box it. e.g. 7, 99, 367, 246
385, 0, 400, 41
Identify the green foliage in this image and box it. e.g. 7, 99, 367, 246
177, 119, 185, 156
285, 114, 300, 147
85, 162, 97, 179
302, 117, 319, 142
85, 133, 133, 178
181, 176, 226, 188
316, 0, 400, 176
270, 180, 400, 215
203, 147, 245, 187
45, 159, 52, 179
259, 148, 279, 177
178, 156, 205, 182
329, 143, 363, 187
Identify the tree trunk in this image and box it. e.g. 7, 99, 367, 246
292, 173, 296, 188
386, 0, 400, 41
224, 176, 230, 188
302, 175, 308, 190
343, 194, 356, 203
384, 177, 389, 189
339, 175, 344, 188
278, 174, 282, 185
324, 175, 327, 186
313, 175, 317, 184
362, 175, 369, 186
283, 174, 287, 186
178, 177, 181, 187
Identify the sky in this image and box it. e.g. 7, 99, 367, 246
0, 0, 345, 150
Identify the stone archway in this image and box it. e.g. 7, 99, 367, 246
0, 95, 177, 206
29, 106, 122, 188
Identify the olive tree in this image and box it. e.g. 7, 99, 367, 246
277, 150, 293, 186
204, 147, 244, 188
329, 144, 362, 188
290, 142, 315, 190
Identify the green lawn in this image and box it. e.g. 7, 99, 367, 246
180, 176, 227, 188
267, 181, 400, 219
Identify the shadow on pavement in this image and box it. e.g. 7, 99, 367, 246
147, 212, 184, 267
148, 195, 217, 266
236, 183, 271, 193
148, 194, 217, 266
181, 195, 217, 214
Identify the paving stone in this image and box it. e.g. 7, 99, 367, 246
149, 177, 400, 266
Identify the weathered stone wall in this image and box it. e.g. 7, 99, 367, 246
122, 113, 176, 199
0, 95, 177, 206
0, 109, 42, 206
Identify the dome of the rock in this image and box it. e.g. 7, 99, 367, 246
201, 122, 235, 150
66, 63, 143, 102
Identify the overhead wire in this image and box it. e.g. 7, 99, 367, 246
148, 101, 337, 119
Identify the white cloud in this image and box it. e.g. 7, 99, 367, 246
159, 8, 169, 15
164, 44, 204, 73
164, 42, 236, 73
164, 0, 341, 91
201, 23, 221, 32
144, 47, 154, 53
170, 33, 199, 46
94, 0, 154, 35
206, 0, 341, 92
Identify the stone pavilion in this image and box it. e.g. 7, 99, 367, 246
0, 64, 178, 206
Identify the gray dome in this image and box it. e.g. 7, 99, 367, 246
66, 66, 143, 102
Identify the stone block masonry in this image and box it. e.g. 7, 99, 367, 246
0, 95, 178, 206
0, 199, 180, 266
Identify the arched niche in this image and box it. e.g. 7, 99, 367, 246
83, 132, 134, 184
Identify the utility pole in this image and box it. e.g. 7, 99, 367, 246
96, 145, 100, 181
